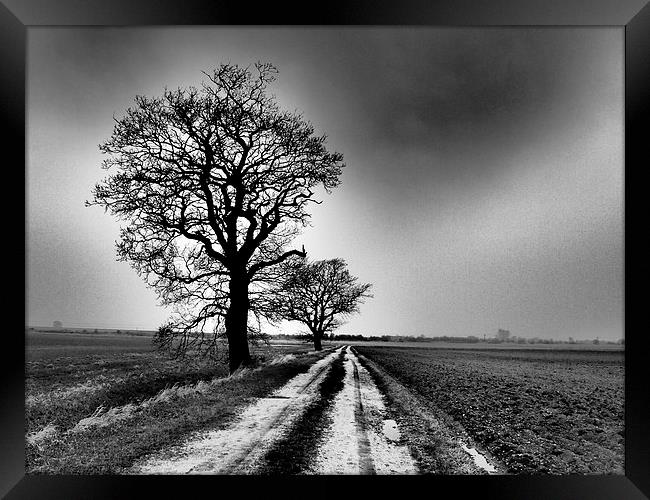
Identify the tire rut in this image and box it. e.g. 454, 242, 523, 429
131, 347, 343, 474
308, 346, 417, 474
351, 357, 376, 474
131, 345, 416, 475
217, 349, 342, 474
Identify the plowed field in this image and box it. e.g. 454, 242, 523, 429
354, 346, 624, 474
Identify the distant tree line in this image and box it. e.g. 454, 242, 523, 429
339, 334, 484, 343
270, 332, 623, 345
272, 333, 482, 343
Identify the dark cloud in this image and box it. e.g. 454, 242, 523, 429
301, 30, 604, 136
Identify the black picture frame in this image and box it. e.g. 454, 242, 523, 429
4, 1, 649, 498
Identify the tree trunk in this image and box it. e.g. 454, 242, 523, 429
225, 273, 252, 374
313, 329, 323, 351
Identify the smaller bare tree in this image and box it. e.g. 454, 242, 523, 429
270, 258, 372, 350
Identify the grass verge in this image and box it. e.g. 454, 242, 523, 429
26, 350, 332, 474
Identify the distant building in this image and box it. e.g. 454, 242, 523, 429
53, 321, 63, 329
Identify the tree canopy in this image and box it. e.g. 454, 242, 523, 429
88, 62, 345, 372
270, 258, 372, 350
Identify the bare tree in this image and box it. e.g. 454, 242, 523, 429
270, 258, 372, 351
87, 63, 344, 373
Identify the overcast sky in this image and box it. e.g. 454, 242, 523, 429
26, 27, 623, 340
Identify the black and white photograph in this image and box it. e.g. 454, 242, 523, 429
24, 25, 627, 478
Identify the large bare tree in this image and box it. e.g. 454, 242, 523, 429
88, 63, 344, 373
270, 258, 372, 350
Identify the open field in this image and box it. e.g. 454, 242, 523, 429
354, 345, 624, 474
338, 340, 624, 351
26, 330, 322, 359
25, 332, 481, 475
26, 331, 157, 360
26, 331, 624, 475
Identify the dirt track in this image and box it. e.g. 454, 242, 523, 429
131, 346, 418, 474
307, 346, 416, 474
